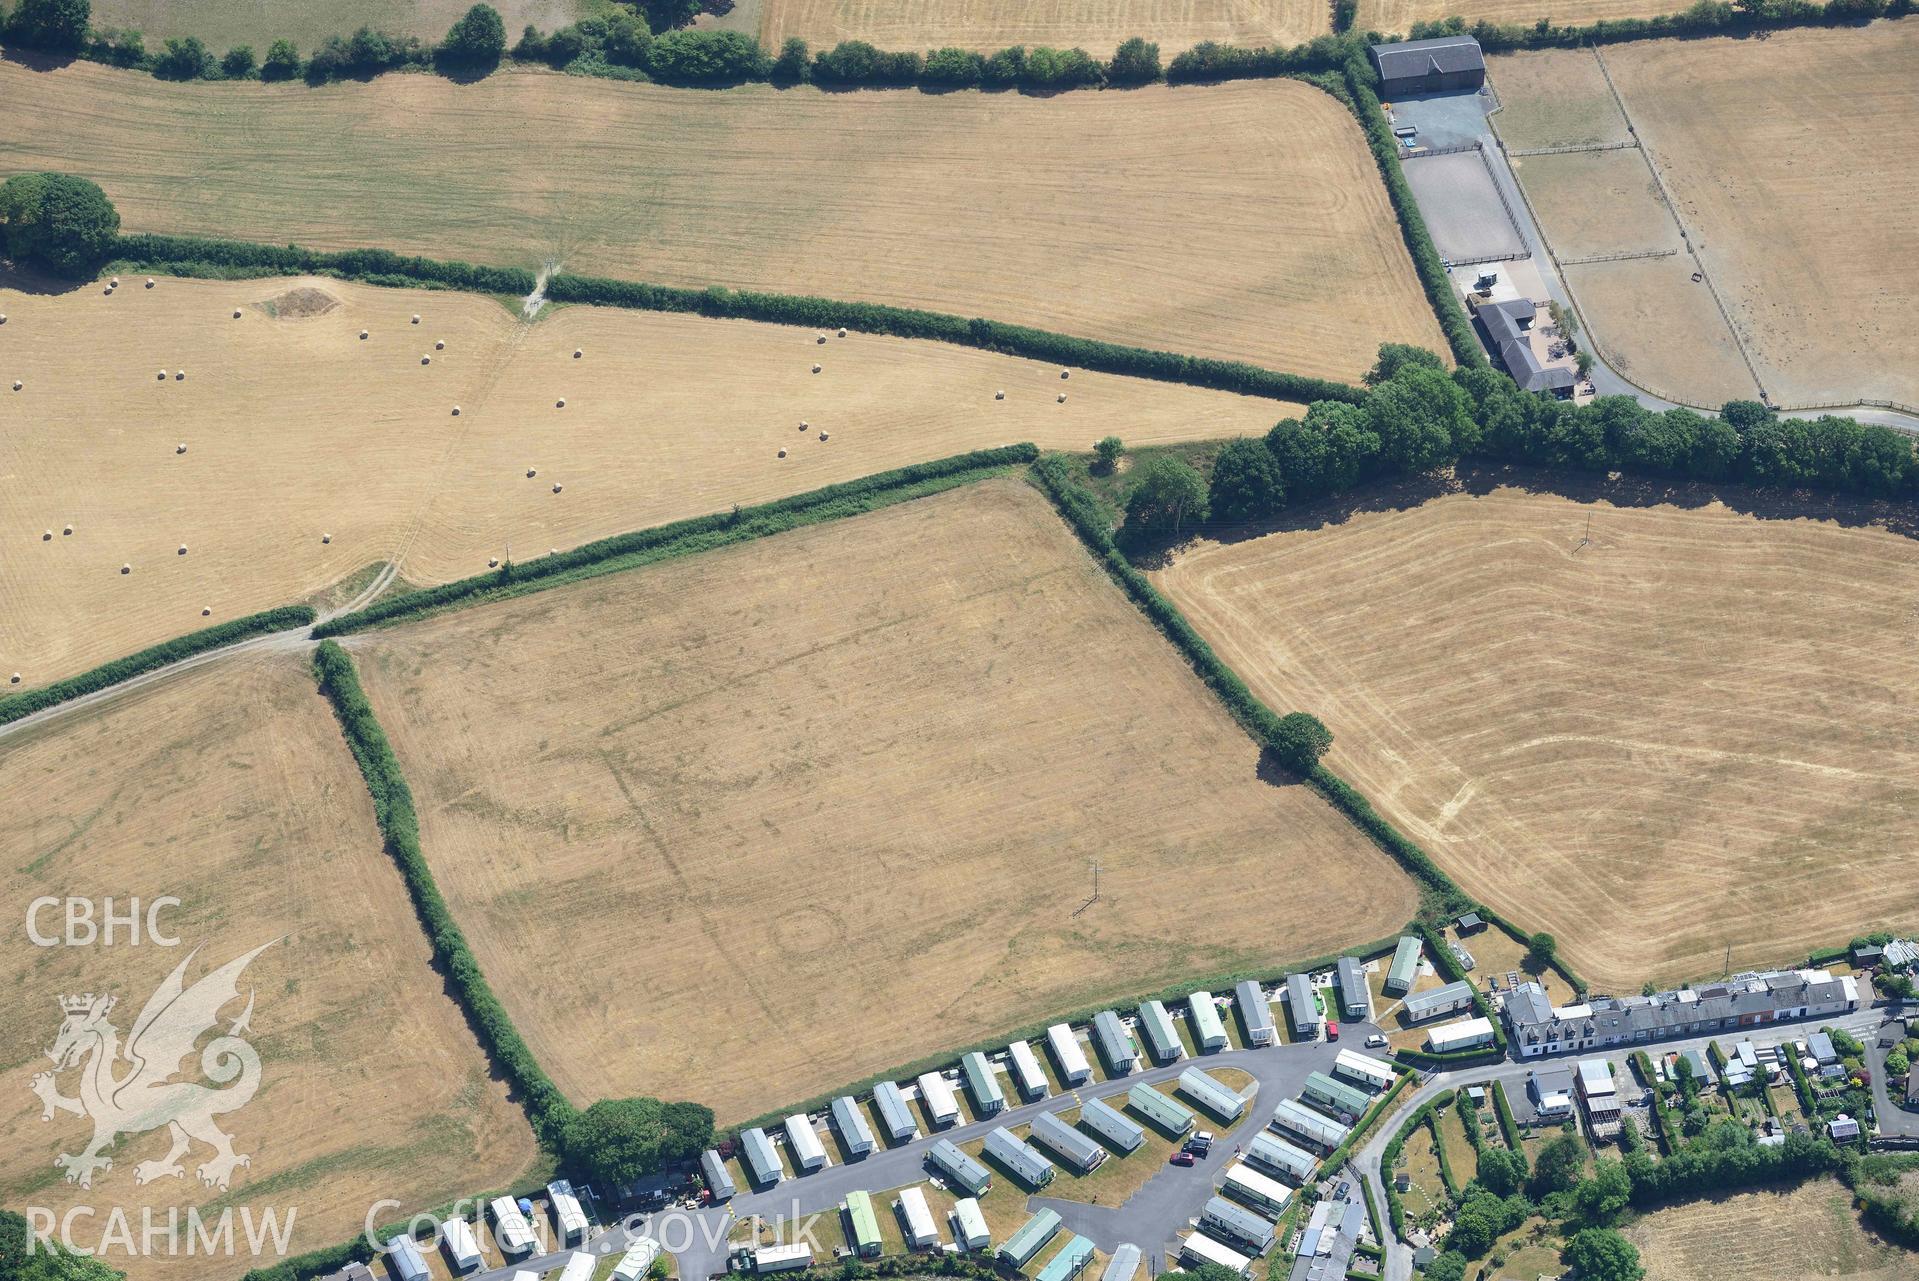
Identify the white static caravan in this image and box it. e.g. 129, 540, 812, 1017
384, 1235, 430, 1281
1223, 1161, 1294, 1217
1180, 1232, 1251, 1277
1102, 1242, 1143, 1281
611, 1239, 662, 1281
1189, 990, 1228, 1053
1007, 1039, 1050, 1101
1286, 972, 1323, 1040
961, 1051, 1005, 1115
1178, 1066, 1247, 1121
1333, 1049, 1396, 1093
951, 1197, 991, 1250
831, 1095, 877, 1157
916, 1072, 962, 1129
784, 1113, 828, 1171
1092, 1009, 1141, 1075
1080, 1096, 1146, 1152
547, 1180, 589, 1247
439, 1217, 484, 1274
487, 1197, 536, 1258
1427, 1015, 1496, 1054
755, 1243, 814, 1273
701, 1149, 737, 1201
1137, 1000, 1183, 1064
1236, 980, 1276, 1046
554, 1252, 596, 1281
1047, 1022, 1093, 1085
872, 1080, 921, 1143
739, 1127, 784, 1187
897, 1185, 940, 1249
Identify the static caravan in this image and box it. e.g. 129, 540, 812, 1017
897, 1185, 940, 1250
1128, 1081, 1196, 1136
1178, 1066, 1247, 1121
998, 1208, 1063, 1268
701, 1148, 737, 1201
1007, 1039, 1050, 1101
1427, 1015, 1495, 1054
872, 1081, 920, 1143
1179, 1232, 1251, 1277
1102, 1242, 1143, 1281
547, 1180, 589, 1247
915, 1071, 961, 1129
1079, 1096, 1145, 1152
487, 1197, 536, 1258
1287, 972, 1323, 1040
1189, 990, 1228, 1052
984, 1126, 1056, 1188
951, 1196, 991, 1250
1031, 1109, 1108, 1173
1246, 1131, 1318, 1183
1270, 1098, 1349, 1152
830, 1095, 876, 1158
1235, 980, 1275, 1046
1201, 1195, 1277, 1253
554, 1253, 595, 1281
1137, 1000, 1182, 1064
784, 1113, 827, 1172
384, 1235, 430, 1281
1047, 1022, 1094, 1085
1337, 956, 1374, 1022
739, 1127, 784, 1187
1222, 1161, 1293, 1217
1385, 936, 1422, 995
843, 1191, 882, 1258
1092, 1010, 1140, 1075
610, 1239, 661, 1281
754, 1243, 813, 1273
961, 1051, 1005, 1116
929, 1137, 993, 1196
1401, 980, 1476, 1024
440, 1217, 484, 1274
1036, 1235, 1097, 1281
1302, 1071, 1372, 1121
1333, 1049, 1395, 1093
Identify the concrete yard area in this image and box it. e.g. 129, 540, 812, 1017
1402, 146, 1528, 263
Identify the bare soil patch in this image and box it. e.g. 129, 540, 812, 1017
259, 286, 341, 319
346, 477, 1418, 1118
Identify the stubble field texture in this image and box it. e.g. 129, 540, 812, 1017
0, 274, 1285, 688
0, 652, 540, 1280
1626, 1180, 1919, 1281
345, 477, 1420, 1119
0, 62, 1444, 384
1491, 24, 1919, 408
1151, 475, 1919, 990
86, 0, 585, 55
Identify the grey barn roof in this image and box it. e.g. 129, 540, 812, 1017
1370, 34, 1486, 81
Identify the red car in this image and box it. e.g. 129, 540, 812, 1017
1170, 1151, 1196, 1167
1327, 1021, 1340, 1042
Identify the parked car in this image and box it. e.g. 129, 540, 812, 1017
1169, 1151, 1196, 1167
1187, 1131, 1214, 1155
1327, 1021, 1340, 1042
1365, 1034, 1389, 1049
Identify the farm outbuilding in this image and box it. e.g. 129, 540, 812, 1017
1092, 1009, 1140, 1074
385, 1235, 429, 1281
701, 1149, 737, 1200
1189, 990, 1228, 1052
1036, 1235, 1097, 1281
999, 1208, 1063, 1268
1048, 1022, 1094, 1085
1222, 1161, 1293, 1217
1102, 1242, 1143, 1281
897, 1186, 940, 1249
1427, 1015, 1496, 1053
739, 1126, 784, 1187
1236, 980, 1276, 1046
1138, 999, 1183, 1063
984, 1126, 1056, 1188
1031, 1109, 1108, 1173
873, 1081, 920, 1142
785, 1112, 827, 1171
1368, 34, 1486, 97
1128, 1082, 1197, 1135
440, 1218, 483, 1274
1202, 1195, 1277, 1252
1080, 1096, 1146, 1152
547, 1181, 588, 1246
1403, 979, 1476, 1024
843, 1192, 883, 1257
1008, 1039, 1050, 1100
1333, 1049, 1396, 1092
951, 1197, 991, 1250
1303, 1071, 1372, 1120
1179, 1232, 1251, 1277
1270, 1097, 1350, 1151
1247, 1132, 1318, 1183
487, 1198, 536, 1257
961, 1051, 1005, 1115
1385, 936, 1422, 994
916, 1071, 961, 1128
1287, 972, 1323, 1040
1178, 1066, 1248, 1121
831, 1095, 877, 1157
1337, 956, 1374, 1022
929, 1137, 993, 1196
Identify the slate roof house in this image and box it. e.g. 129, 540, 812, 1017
1369, 35, 1486, 97
1504, 969, 1860, 1058
1476, 298, 1575, 396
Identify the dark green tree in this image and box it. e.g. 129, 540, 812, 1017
1571, 1156, 1632, 1225
221, 44, 256, 76
1271, 711, 1333, 775
0, 173, 119, 278
562, 1096, 714, 1191
1423, 1252, 1467, 1281
1473, 1145, 1528, 1197
1207, 437, 1284, 523
1305, 399, 1381, 491
1265, 416, 1333, 499
641, 0, 701, 31
1364, 342, 1446, 385
1560, 1228, 1645, 1281
154, 34, 212, 78
6, 0, 89, 51
922, 45, 984, 86
261, 38, 300, 77
1092, 435, 1125, 472
1121, 455, 1208, 545
1524, 931, 1557, 972
1108, 36, 1161, 84
1368, 364, 1475, 473
1530, 1131, 1585, 1196
770, 35, 810, 81
441, 3, 507, 66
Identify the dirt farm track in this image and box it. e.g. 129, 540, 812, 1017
347, 478, 1420, 1118
0, 651, 539, 1281
0, 274, 1288, 687
0, 61, 1442, 385
1153, 473, 1919, 990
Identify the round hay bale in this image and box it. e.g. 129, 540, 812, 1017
573, 348, 583, 359
411, 314, 420, 324
321, 533, 332, 544
1057, 393, 1067, 403
104, 286, 114, 296
816, 334, 826, 345
1060, 369, 1070, 379
177, 545, 188, 556
555, 398, 565, 408
120, 564, 131, 575
111, 277, 121, 287
818, 431, 829, 441
552, 482, 563, 493
435, 340, 445, 351
145, 278, 154, 289
157, 370, 168, 381
10, 380, 19, 392
175, 443, 187, 454
360, 330, 369, 340
0, 314, 8, 324
777, 448, 787, 458
995, 390, 1005, 400
8, 673, 17, 684
837, 327, 847, 338
526, 467, 537, 478
811, 363, 822, 374
233, 308, 243, 319
488, 557, 499, 568
62, 525, 72, 536
451, 405, 461, 416
421, 355, 431, 366
42, 530, 52, 541
202, 607, 211, 616
799, 421, 809, 431
175, 370, 185, 380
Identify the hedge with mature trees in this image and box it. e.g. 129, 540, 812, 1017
0, 171, 120, 277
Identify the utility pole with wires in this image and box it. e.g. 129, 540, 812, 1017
1574, 514, 1593, 554
1072, 860, 1101, 917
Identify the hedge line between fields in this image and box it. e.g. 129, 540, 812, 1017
1490, 1079, 1524, 1154
113, 233, 535, 293
0, 604, 314, 726
309, 640, 577, 1148
313, 446, 1039, 637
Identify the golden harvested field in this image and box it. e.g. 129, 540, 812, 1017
87, 0, 583, 55
1628, 1181, 1919, 1281
1358, 0, 1678, 41
1496, 25, 1919, 407
0, 651, 539, 1280
759, 0, 1328, 57
0, 61, 1442, 383
0, 274, 1284, 687
1152, 475, 1919, 989
346, 477, 1419, 1119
